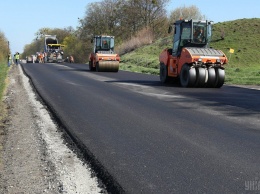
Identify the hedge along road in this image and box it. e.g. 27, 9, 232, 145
21, 62, 260, 193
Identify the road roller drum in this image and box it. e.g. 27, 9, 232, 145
97, 61, 119, 72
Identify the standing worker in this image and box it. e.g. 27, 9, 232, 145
14, 52, 20, 65
8, 53, 12, 67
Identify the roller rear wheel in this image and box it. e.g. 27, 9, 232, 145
215, 68, 225, 88
206, 68, 216, 87
180, 64, 196, 87
195, 67, 206, 87
160, 63, 170, 83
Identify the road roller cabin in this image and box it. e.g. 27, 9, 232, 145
159, 19, 228, 88
89, 35, 120, 72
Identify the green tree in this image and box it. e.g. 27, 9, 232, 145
62, 35, 88, 63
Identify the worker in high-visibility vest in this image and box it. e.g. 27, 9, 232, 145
8, 53, 12, 67
14, 52, 19, 65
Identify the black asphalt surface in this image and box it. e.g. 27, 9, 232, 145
21, 62, 260, 193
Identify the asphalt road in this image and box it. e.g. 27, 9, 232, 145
21, 62, 260, 193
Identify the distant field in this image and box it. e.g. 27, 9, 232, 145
120, 18, 260, 85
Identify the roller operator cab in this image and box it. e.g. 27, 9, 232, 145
159, 19, 228, 88
89, 35, 120, 72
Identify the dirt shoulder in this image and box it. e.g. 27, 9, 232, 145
0, 65, 103, 193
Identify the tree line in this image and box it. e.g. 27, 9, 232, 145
22, 1, 204, 63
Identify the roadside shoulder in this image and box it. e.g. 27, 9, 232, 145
0, 65, 103, 193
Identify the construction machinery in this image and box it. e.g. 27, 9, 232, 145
44, 35, 64, 63
89, 35, 120, 72
26, 55, 33, 63
159, 19, 228, 88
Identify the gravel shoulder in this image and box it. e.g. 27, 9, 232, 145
0, 64, 104, 193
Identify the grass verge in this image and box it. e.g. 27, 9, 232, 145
0, 61, 9, 129
0, 61, 9, 168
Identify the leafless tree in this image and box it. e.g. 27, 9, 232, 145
169, 5, 205, 23
0, 31, 9, 61
79, 0, 169, 41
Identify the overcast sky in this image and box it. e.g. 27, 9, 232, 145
0, 0, 259, 53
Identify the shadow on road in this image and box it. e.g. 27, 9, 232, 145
105, 79, 180, 88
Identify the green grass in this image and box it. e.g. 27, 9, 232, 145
0, 62, 8, 98
225, 65, 260, 85
0, 61, 9, 122
120, 18, 260, 85
0, 60, 8, 166
120, 36, 172, 74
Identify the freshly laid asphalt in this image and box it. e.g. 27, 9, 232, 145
21, 62, 260, 193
